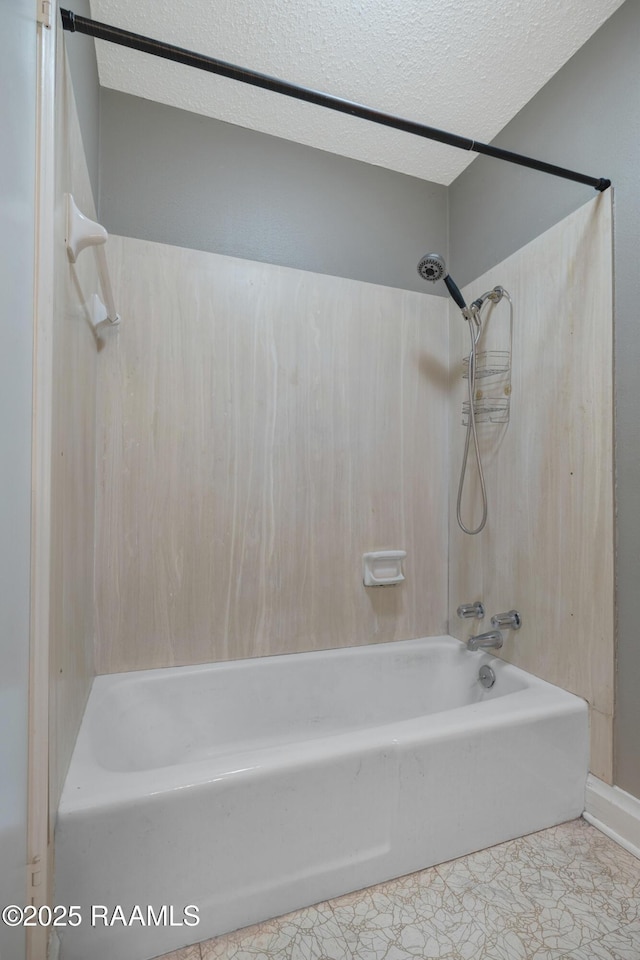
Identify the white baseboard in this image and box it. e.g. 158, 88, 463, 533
584, 773, 640, 860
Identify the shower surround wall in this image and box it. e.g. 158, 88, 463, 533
95, 242, 449, 672
50, 37, 99, 825
448, 194, 614, 781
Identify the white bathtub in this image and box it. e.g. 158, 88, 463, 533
55, 636, 588, 960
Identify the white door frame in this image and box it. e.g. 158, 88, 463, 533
28, 2, 57, 958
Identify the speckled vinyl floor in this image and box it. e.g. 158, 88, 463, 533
155, 818, 640, 960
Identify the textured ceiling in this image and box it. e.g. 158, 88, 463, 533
90, 0, 625, 185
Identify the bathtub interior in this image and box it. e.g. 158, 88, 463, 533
85, 638, 528, 773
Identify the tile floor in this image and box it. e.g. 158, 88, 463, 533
155, 818, 640, 960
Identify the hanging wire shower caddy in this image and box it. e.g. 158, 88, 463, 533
461, 349, 511, 426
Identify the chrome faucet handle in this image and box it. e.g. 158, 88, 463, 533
490, 610, 522, 630
457, 601, 485, 620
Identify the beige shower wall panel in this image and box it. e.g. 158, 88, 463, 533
448, 193, 614, 780
49, 40, 99, 818
96, 238, 449, 673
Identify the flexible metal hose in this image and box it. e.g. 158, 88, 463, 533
456, 290, 512, 535
456, 312, 487, 535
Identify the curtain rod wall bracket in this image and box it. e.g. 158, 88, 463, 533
60, 7, 75, 30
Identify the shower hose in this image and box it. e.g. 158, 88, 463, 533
457, 289, 512, 535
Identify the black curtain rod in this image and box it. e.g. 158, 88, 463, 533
61, 8, 611, 193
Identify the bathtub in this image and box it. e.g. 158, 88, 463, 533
55, 636, 587, 960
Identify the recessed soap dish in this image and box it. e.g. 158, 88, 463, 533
363, 551, 407, 586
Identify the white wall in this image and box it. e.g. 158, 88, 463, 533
0, 1, 36, 957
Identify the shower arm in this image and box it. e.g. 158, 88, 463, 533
59, 8, 611, 193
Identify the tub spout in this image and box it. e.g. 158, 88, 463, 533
467, 630, 503, 652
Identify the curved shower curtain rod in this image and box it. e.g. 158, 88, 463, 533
60, 8, 611, 193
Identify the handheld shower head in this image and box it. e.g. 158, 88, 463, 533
417, 252, 467, 311
417, 253, 447, 283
